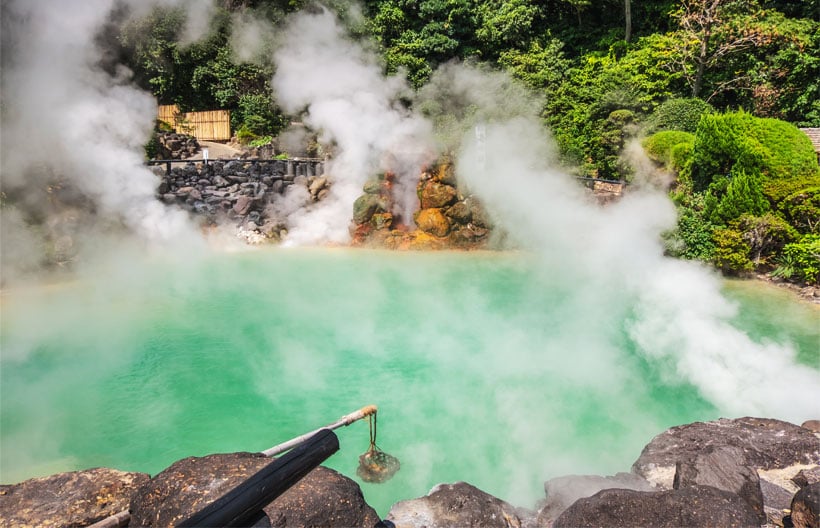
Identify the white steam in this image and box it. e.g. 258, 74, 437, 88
272, 7, 434, 244
0, 0, 208, 284
457, 114, 820, 422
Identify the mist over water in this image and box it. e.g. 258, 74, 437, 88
1, 249, 818, 515
1, 0, 819, 518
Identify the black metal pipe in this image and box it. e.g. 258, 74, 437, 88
176, 429, 339, 528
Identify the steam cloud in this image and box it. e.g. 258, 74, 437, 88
271, 7, 434, 244
0, 0, 209, 284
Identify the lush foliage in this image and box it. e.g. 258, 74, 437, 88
123, 1, 820, 284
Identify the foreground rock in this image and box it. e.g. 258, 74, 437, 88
553, 485, 760, 528
790, 482, 820, 528
536, 472, 656, 524
386, 482, 524, 528
130, 452, 378, 528
633, 417, 820, 488
633, 417, 820, 526
673, 445, 766, 523
0, 467, 149, 528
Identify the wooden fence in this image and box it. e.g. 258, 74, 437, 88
157, 105, 231, 141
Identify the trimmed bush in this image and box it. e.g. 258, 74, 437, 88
643, 130, 694, 166
646, 97, 714, 133
689, 111, 819, 193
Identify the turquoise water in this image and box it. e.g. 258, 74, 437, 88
1, 248, 818, 515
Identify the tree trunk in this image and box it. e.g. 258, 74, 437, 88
693, 26, 711, 97
624, 0, 632, 42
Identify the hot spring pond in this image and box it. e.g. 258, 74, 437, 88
1, 248, 818, 515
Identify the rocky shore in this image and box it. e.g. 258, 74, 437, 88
2, 417, 818, 528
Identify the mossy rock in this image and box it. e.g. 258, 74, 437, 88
353, 194, 386, 224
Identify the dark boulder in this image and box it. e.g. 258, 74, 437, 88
0, 467, 149, 528
632, 417, 820, 489
790, 482, 820, 528
553, 485, 760, 528
673, 445, 766, 523
263, 465, 380, 528
130, 452, 377, 528
385, 482, 522, 528
536, 472, 655, 525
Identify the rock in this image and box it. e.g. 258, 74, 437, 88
386, 481, 522, 528
414, 208, 450, 237
234, 195, 255, 216
353, 194, 385, 225
632, 417, 820, 490
790, 482, 820, 528
371, 213, 393, 230
794, 467, 820, 488
673, 445, 765, 523
536, 472, 655, 525
264, 466, 380, 528
446, 201, 472, 224
553, 485, 760, 528
130, 452, 377, 528
363, 179, 383, 194
419, 181, 457, 209
802, 420, 820, 433
308, 176, 328, 198
0, 467, 149, 528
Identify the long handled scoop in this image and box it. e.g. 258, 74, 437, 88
262, 405, 378, 457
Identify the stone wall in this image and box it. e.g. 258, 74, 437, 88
153, 158, 325, 242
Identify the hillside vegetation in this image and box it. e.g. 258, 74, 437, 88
120, 0, 820, 284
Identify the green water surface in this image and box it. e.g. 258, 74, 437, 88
1, 249, 818, 515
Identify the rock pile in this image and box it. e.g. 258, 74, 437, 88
2, 418, 817, 528
153, 132, 199, 160
351, 162, 494, 250
154, 159, 326, 242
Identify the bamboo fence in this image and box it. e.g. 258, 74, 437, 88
157, 104, 231, 141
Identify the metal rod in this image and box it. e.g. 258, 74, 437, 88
261, 404, 377, 457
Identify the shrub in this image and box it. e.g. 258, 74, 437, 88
772, 234, 820, 284
646, 97, 714, 133
712, 227, 753, 275
643, 130, 694, 166
689, 111, 819, 193
706, 167, 770, 225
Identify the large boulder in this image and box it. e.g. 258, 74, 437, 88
263, 466, 380, 528
536, 472, 655, 525
353, 194, 386, 225
632, 417, 820, 490
0, 467, 149, 528
414, 209, 450, 237
672, 445, 766, 524
385, 482, 522, 528
130, 452, 378, 528
790, 482, 820, 528
419, 181, 457, 209
553, 485, 760, 528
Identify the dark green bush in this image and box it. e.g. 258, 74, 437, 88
689, 111, 819, 193
646, 97, 714, 133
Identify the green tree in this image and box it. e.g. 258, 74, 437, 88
712, 227, 753, 274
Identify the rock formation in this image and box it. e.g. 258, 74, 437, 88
0, 467, 149, 528
350, 162, 494, 250
2, 416, 817, 527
